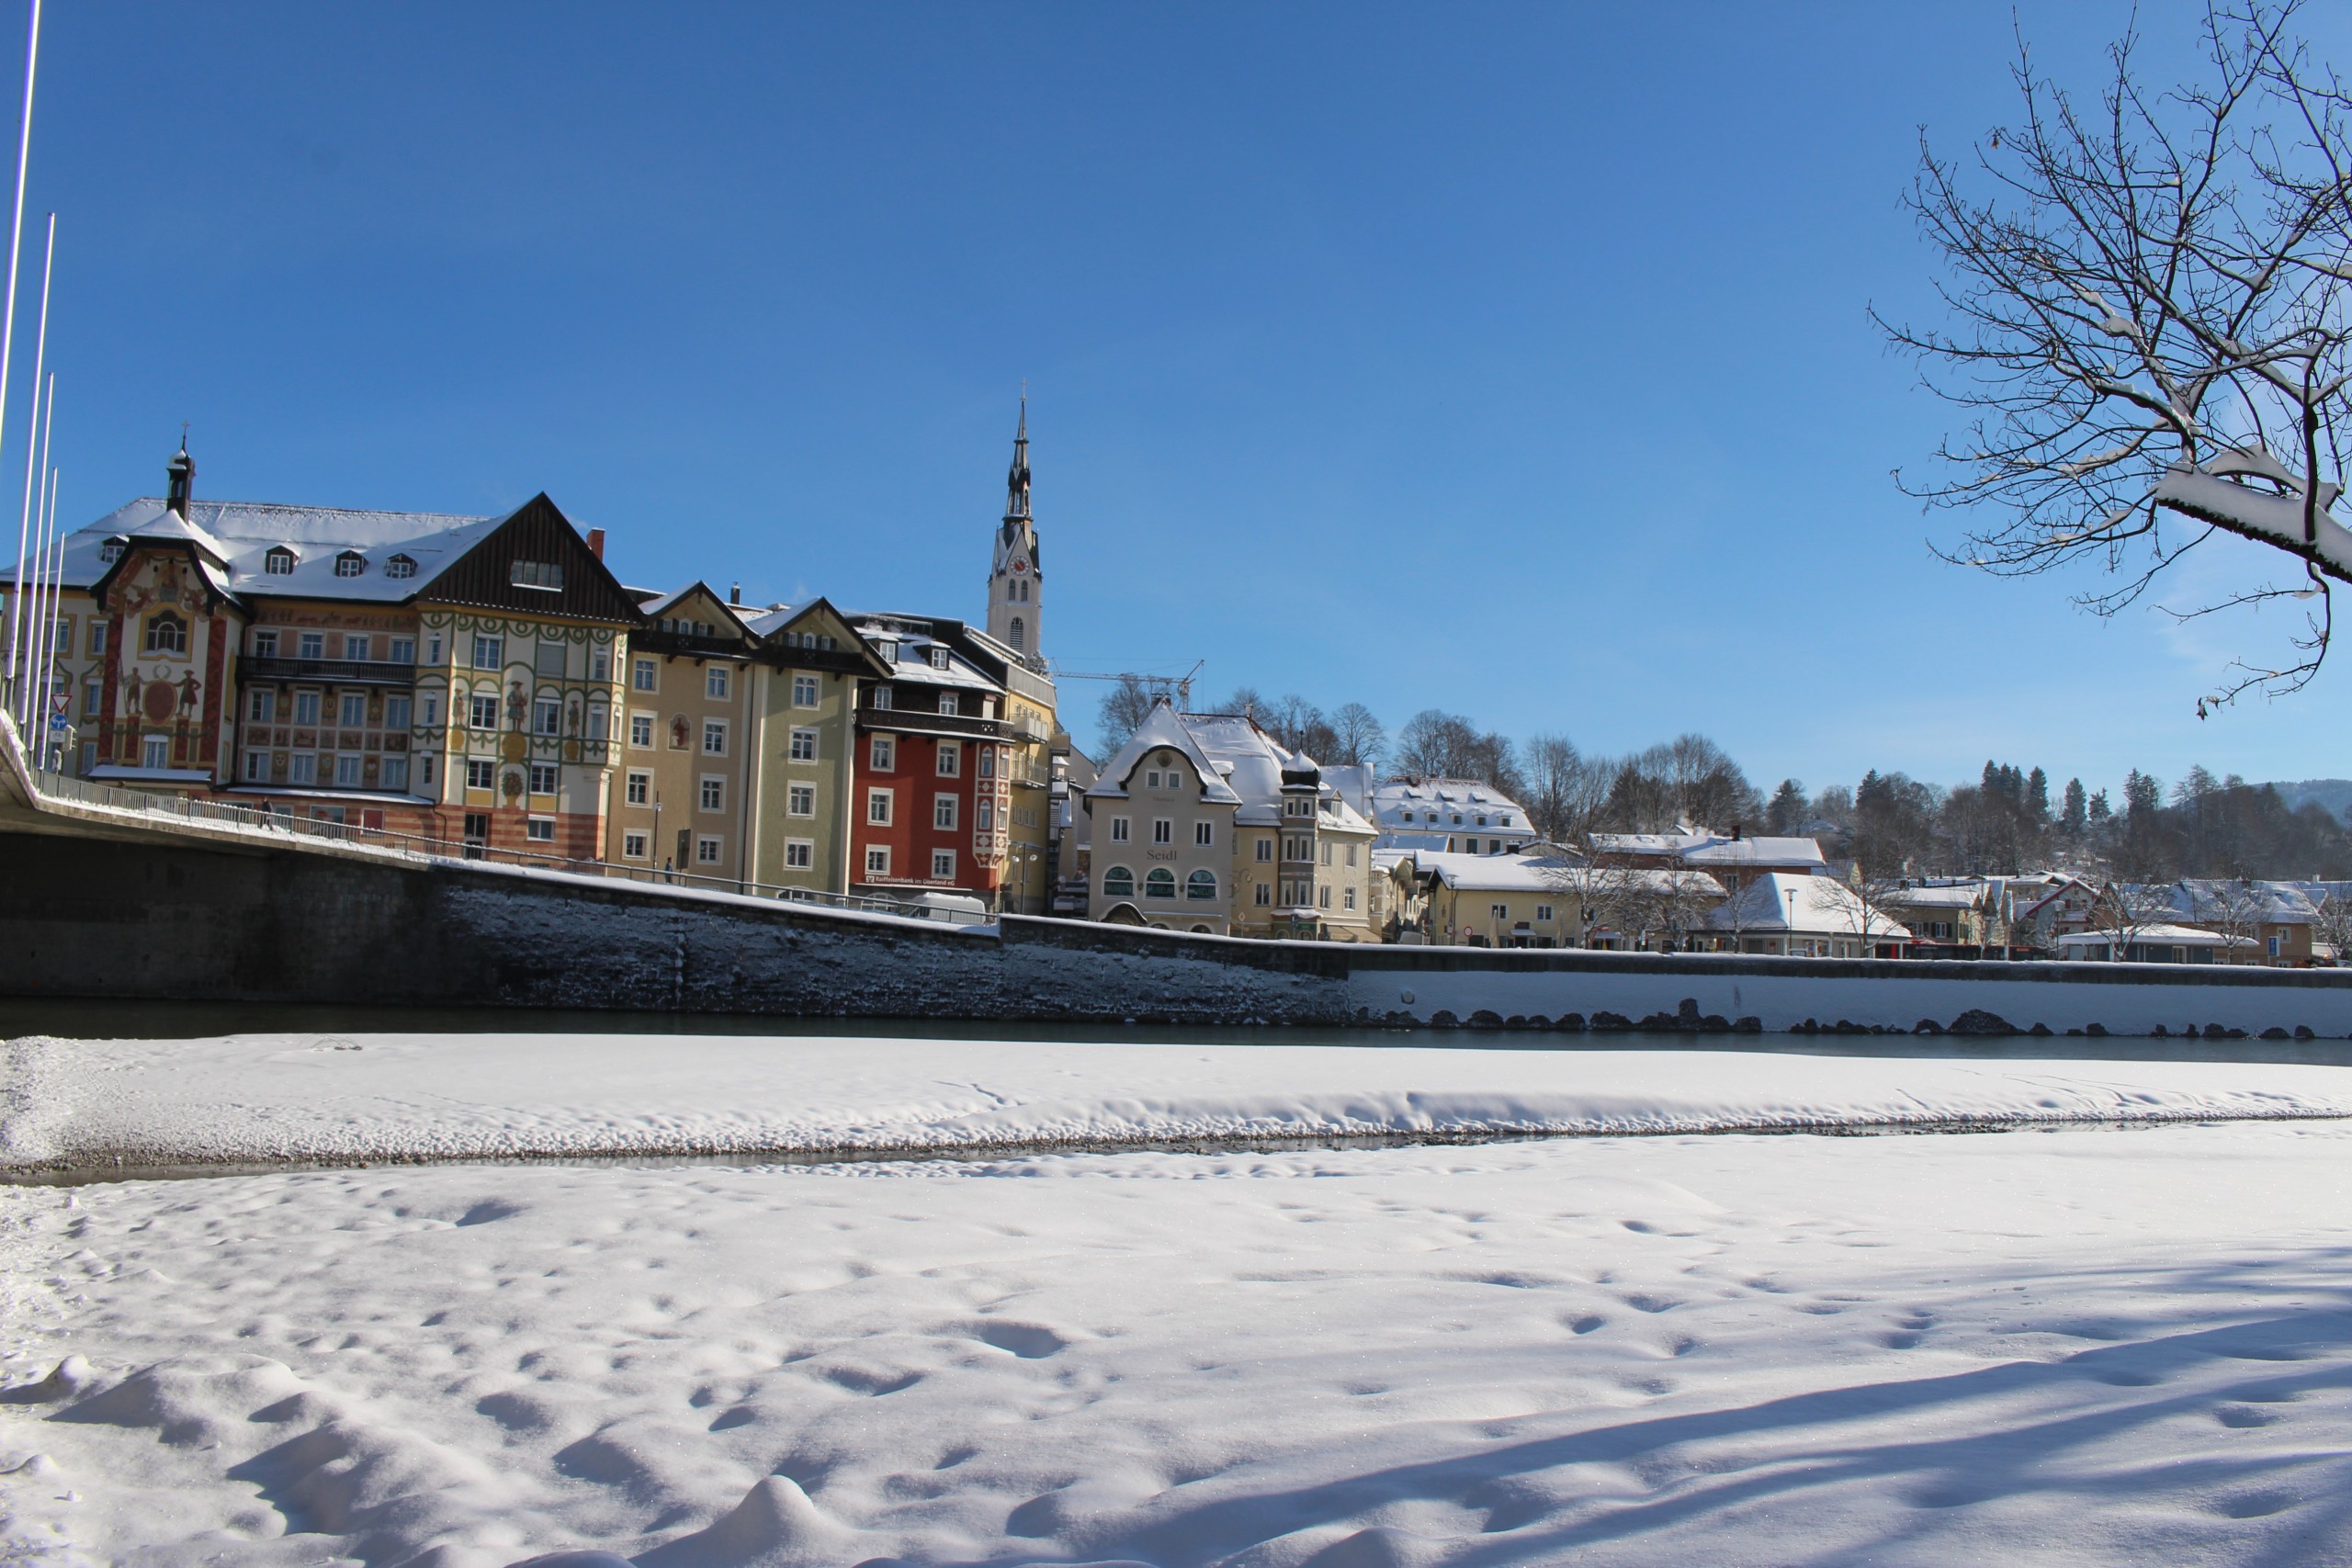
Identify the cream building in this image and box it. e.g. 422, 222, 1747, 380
605, 583, 757, 881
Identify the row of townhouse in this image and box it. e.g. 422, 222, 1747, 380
1, 417, 1065, 913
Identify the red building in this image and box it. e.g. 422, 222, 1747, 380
847, 615, 1014, 907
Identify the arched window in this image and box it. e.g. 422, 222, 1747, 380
1145, 868, 1177, 899
1102, 866, 1135, 897
1186, 869, 1218, 900
1008, 615, 1025, 650
143, 609, 187, 655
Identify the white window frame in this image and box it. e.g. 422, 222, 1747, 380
632, 658, 657, 692
699, 774, 725, 812
937, 740, 960, 777
931, 849, 956, 880
526, 817, 556, 843
529, 762, 559, 796
465, 759, 496, 791
623, 830, 650, 860
789, 728, 819, 762
786, 783, 816, 818
1110, 817, 1130, 843
934, 793, 957, 830
706, 665, 730, 700
792, 674, 820, 708
695, 834, 722, 865
865, 844, 890, 878
866, 788, 893, 826
869, 735, 894, 771
1195, 820, 1215, 847
629, 712, 655, 749
784, 839, 814, 870
627, 769, 651, 806
702, 719, 728, 755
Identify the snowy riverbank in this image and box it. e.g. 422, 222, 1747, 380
9, 1032, 2352, 1172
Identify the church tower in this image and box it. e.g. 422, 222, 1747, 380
986, 400, 1042, 663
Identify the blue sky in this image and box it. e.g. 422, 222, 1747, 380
16, 2, 2352, 795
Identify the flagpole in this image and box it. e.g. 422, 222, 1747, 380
0, 0, 37, 725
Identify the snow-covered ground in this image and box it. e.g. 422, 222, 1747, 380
4, 1036, 2352, 1566
9, 1032, 2352, 1170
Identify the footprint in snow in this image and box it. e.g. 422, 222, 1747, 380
1621, 1293, 1681, 1314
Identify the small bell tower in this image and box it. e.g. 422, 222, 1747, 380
165, 432, 195, 518
986, 399, 1042, 662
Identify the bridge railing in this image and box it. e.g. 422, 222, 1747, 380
24, 766, 995, 926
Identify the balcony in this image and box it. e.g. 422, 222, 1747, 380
854, 698, 1004, 740
241, 655, 415, 687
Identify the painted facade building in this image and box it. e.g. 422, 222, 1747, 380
607, 583, 758, 880
847, 614, 1015, 904
741, 598, 889, 898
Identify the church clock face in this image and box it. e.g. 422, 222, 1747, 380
1012, 559, 1028, 575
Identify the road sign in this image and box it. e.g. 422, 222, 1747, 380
47, 713, 67, 730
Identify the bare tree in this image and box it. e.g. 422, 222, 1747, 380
1096, 676, 1159, 754
1522, 734, 1612, 845
2312, 884, 2352, 963
1329, 702, 1386, 770
1883, 2, 2352, 710
2089, 878, 2179, 961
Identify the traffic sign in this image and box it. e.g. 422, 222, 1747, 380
47, 713, 67, 730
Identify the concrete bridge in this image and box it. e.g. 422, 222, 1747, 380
6, 716, 2351, 1039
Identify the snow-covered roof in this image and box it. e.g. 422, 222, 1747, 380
2057, 924, 2258, 950
1593, 829, 1826, 868
1706, 873, 1908, 938
851, 615, 1001, 692
1410, 851, 1579, 894
1084, 703, 1243, 807
2160, 879, 2323, 926
1371, 777, 1529, 831
1883, 884, 1992, 910
10, 496, 505, 603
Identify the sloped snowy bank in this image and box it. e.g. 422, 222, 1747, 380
8, 1032, 2352, 1171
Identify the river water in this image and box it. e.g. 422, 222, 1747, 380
7, 996, 2352, 1066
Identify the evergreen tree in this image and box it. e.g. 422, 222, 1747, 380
2027, 766, 2051, 823
2062, 777, 2088, 834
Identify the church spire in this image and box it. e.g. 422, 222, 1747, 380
1004, 397, 1030, 522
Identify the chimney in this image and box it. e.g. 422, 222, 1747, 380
729, 582, 741, 605
1731, 822, 1743, 840
586, 527, 605, 560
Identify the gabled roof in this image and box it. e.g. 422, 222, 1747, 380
1085, 702, 1244, 806
639, 581, 757, 638
1706, 872, 1908, 938
32, 496, 502, 604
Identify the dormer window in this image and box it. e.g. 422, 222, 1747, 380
929, 647, 949, 670
385, 554, 417, 580
334, 550, 367, 578
510, 559, 563, 592
98, 536, 125, 564
264, 546, 297, 575
876, 640, 899, 663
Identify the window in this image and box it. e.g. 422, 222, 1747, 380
249, 690, 277, 723
526, 818, 557, 842
865, 845, 890, 877
586, 705, 607, 740
869, 736, 894, 771
787, 783, 815, 817
1153, 818, 1172, 845
1342, 886, 1357, 911
700, 776, 723, 812
82, 678, 99, 716
627, 771, 650, 806
293, 691, 322, 726
288, 751, 316, 784
866, 788, 892, 825
932, 849, 956, 879
265, 546, 296, 575
1009, 615, 1024, 650
533, 642, 566, 679
624, 830, 650, 860
702, 719, 727, 755
706, 665, 730, 700
934, 794, 957, 829
937, 740, 960, 776
330, 693, 360, 728
1499, 815, 1514, 828
85, 620, 106, 656
385, 695, 411, 729
928, 646, 949, 671
792, 675, 819, 707
335, 755, 362, 786
386, 554, 416, 580
97, 538, 123, 565
1255, 838, 1273, 863
1102, 866, 1136, 897
1254, 883, 1272, 907
381, 756, 408, 791
632, 659, 657, 692
870, 684, 893, 710
334, 551, 366, 578
470, 694, 500, 729
243, 750, 269, 782
940, 692, 960, 717
1110, 817, 1130, 843
536, 697, 562, 736
345, 635, 372, 662
978, 799, 994, 831
472, 634, 503, 669
1489, 903, 1509, 923
785, 840, 813, 870
1187, 869, 1218, 901
1319, 886, 1333, 908
143, 610, 187, 655
426, 633, 443, 664
1194, 820, 1215, 847
630, 713, 654, 748
695, 835, 721, 864
298, 632, 325, 660
590, 647, 610, 682
530, 763, 559, 795
1535, 904, 1555, 923
789, 728, 819, 762
466, 759, 496, 791
1145, 868, 1177, 899
978, 747, 996, 779
1464, 838, 1479, 855
510, 560, 564, 592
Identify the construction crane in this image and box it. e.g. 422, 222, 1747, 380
1048, 660, 1206, 711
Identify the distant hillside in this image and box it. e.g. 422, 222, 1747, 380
2270, 779, 2352, 825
